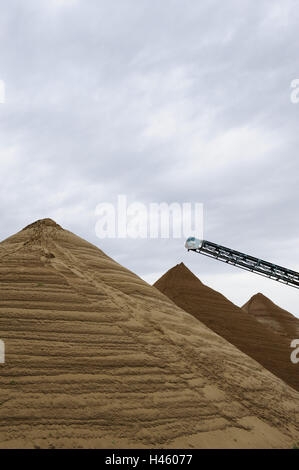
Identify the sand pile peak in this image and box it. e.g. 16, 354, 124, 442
155, 262, 203, 287
242, 292, 299, 338
22, 218, 62, 231
2, 218, 66, 250
247, 292, 271, 303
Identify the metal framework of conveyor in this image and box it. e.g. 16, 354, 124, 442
187, 240, 299, 289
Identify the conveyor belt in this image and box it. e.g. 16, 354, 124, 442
187, 240, 299, 289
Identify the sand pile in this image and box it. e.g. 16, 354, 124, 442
0, 221, 298, 449
154, 263, 299, 392
242, 293, 299, 339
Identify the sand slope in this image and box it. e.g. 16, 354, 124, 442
242, 293, 299, 339
154, 263, 299, 393
0, 220, 298, 449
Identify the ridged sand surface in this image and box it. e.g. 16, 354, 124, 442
0, 220, 298, 448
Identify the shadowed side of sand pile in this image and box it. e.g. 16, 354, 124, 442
154, 263, 299, 392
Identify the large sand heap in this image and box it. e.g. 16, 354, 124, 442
0, 220, 298, 448
154, 263, 299, 392
242, 293, 299, 339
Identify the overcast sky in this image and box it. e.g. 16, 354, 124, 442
0, 0, 298, 316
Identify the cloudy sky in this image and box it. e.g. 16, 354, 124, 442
0, 0, 298, 316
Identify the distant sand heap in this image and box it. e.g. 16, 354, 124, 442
154, 263, 299, 392
242, 293, 299, 339
0, 221, 298, 448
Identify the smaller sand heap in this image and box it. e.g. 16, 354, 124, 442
242, 293, 299, 339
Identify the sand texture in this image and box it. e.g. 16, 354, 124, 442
0, 220, 298, 449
